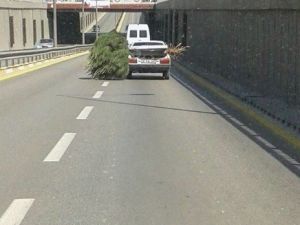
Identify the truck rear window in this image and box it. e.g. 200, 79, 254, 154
140, 30, 147, 38
130, 30, 137, 38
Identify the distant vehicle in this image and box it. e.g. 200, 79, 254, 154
126, 24, 150, 46
92, 25, 101, 33
128, 41, 171, 80
36, 39, 54, 48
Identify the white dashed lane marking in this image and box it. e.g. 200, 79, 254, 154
44, 133, 76, 162
102, 81, 109, 87
0, 199, 34, 225
76, 106, 94, 120
93, 91, 104, 99
256, 136, 276, 148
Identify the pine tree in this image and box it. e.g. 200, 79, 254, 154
88, 31, 129, 80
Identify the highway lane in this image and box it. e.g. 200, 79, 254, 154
98, 12, 122, 33
118, 12, 144, 34
84, 12, 122, 35
0, 55, 299, 225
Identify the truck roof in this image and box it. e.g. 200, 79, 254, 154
127, 24, 149, 29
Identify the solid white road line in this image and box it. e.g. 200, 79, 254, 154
273, 149, 299, 164
102, 81, 109, 87
256, 136, 276, 148
76, 106, 94, 120
228, 116, 244, 126
240, 126, 257, 136
212, 105, 222, 111
0, 199, 34, 225
44, 133, 76, 162
93, 91, 104, 99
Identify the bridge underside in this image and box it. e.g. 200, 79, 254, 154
47, 3, 155, 12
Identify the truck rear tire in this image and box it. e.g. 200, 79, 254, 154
163, 71, 170, 80
127, 71, 133, 79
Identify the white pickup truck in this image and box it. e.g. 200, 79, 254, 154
128, 41, 171, 80
126, 24, 151, 47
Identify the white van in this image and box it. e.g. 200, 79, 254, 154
126, 24, 150, 46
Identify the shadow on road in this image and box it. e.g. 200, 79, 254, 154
79, 77, 93, 80
128, 75, 164, 80
58, 94, 222, 115
58, 92, 300, 177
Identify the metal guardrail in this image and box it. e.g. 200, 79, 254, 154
0, 45, 92, 69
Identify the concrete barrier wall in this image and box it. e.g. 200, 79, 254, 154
152, 0, 300, 106
156, 0, 300, 10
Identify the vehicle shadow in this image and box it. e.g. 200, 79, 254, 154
79, 77, 93, 80
128, 74, 164, 80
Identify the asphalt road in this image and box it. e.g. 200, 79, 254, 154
85, 12, 122, 34
118, 12, 144, 34
99, 12, 122, 33
0, 54, 299, 225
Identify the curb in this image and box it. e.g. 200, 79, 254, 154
173, 62, 300, 151
116, 12, 127, 32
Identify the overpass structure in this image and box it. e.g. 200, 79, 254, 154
47, 0, 156, 12
47, 0, 156, 45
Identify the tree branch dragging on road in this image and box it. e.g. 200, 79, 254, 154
88, 30, 129, 80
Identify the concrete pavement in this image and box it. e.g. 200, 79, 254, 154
118, 12, 144, 34
0, 11, 299, 225
97, 13, 122, 34
0, 55, 299, 225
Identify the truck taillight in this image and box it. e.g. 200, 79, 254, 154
160, 57, 170, 64
128, 57, 137, 63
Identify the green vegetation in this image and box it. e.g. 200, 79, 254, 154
88, 31, 129, 80
165, 43, 188, 59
